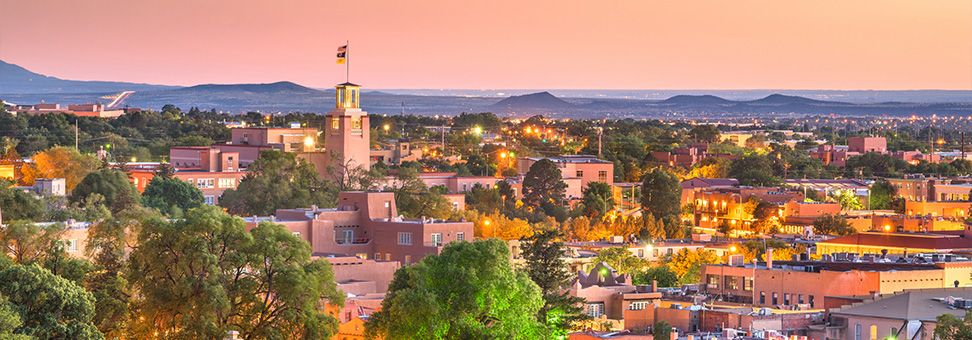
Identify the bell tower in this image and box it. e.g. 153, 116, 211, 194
323, 82, 370, 177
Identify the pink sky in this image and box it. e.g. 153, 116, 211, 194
2, 0, 970, 90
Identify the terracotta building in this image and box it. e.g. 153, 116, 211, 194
243, 191, 473, 266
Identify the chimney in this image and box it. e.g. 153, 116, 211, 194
766, 248, 774, 269
651, 280, 658, 293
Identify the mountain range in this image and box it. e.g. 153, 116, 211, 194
2, 60, 971, 117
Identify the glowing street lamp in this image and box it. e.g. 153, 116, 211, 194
383, 124, 391, 132
303, 136, 315, 148
473, 126, 483, 135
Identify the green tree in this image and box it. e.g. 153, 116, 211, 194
829, 189, 863, 210
219, 150, 338, 215
368, 239, 546, 339
0, 294, 30, 339
141, 173, 204, 216
935, 311, 972, 340
688, 125, 720, 143
519, 230, 588, 337
127, 206, 342, 339
729, 154, 781, 186
0, 263, 102, 339
812, 214, 855, 236
640, 168, 682, 232
0, 179, 46, 221
522, 159, 567, 206
653, 321, 673, 340
581, 182, 615, 218
0, 220, 65, 264
634, 265, 678, 287
869, 179, 897, 210
596, 247, 647, 275
465, 184, 503, 214
70, 169, 141, 213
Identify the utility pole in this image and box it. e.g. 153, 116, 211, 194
596, 127, 603, 158
961, 132, 967, 161
75, 119, 79, 150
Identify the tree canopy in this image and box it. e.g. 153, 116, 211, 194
140, 173, 204, 216
219, 150, 338, 215
368, 239, 546, 339
70, 169, 141, 213
522, 159, 567, 206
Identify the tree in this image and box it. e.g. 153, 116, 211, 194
465, 184, 503, 214
688, 125, 720, 143
666, 248, 720, 285
729, 154, 781, 187
19, 147, 100, 191
686, 157, 731, 179
522, 159, 567, 206
581, 182, 615, 218
869, 179, 897, 210
596, 247, 648, 275
141, 173, 204, 216
0, 220, 65, 264
0, 179, 46, 222
634, 265, 678, 287
367, 239, 546, 339
829, 189, 863, 211
640, 168, 682, 232
0, 263, 102, 339
935, 311, 972, 340
219, 150, 338, 216
812, 214, 855, 236
397, 191, 453, 220
0, 294, 30, 340
70, 169, 141, 213
653, 321, 673, 340
127, 206, 343, 339
519, 230, 587, 338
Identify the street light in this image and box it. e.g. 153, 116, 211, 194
383, 124, 391, 132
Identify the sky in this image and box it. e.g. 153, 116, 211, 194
1, 0, 970, 90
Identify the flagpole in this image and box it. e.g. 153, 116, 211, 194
346, 40, 350, 83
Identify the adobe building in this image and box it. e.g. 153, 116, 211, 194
701, 254, 972, 310
815, 229, 972, 256
517, 155, 614, 200
825, 287, 972, 340
847, 136, 887, 154
230, 126, 319, 152
243, 191, 473, 266
569, 262, 663, 330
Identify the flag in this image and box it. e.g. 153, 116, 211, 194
336, 45, 347, 64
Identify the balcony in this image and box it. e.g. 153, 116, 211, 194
335, 238, 371, 245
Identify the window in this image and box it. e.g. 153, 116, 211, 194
706, 275, 719, 288
218, 178, 236, 188
869, 325, 877, 340
456, 232, 465, 241
784, 293, 791, 305
452, 201, 459, 210
759, 291, 766, 304
598, 170, 608, 182
331, 117, 340, 129
798, 294, 804, 305
292, 231, 301, 237
587, 303, 605, 317
431, 233, 443, 246
375, 253, 381, 260
398, 232, 413, 245
744, 278, 753, 291
854, 323, 861, 340
197, 178, 215, 189
66, 239, 79, 252
356, 253, 368, 259
628, 301, 649, 310
385, 253, 391, 261
725, 276, 740, 290
772, 292, 778, 305
809, 295, 815, 308
576, 170, 584, 177
352, 117, 362, 130
204, 196, 215, 205
342, 230, 354, 244
404, 255, 412, 265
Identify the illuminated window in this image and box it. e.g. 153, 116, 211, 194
352, 117, 362, 130
331, 117, 340, 129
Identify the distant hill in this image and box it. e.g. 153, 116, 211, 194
659, 94, 733, 105
746, 93, 841, 105
0, 59, 178, 94
168, 81, 320, 95
490, 91, 574, 112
